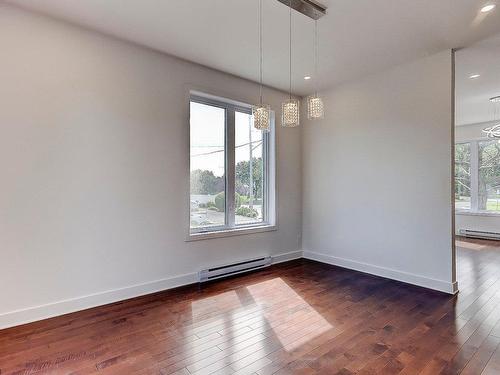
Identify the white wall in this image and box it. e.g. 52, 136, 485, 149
0, 5, 302, 328
455, 122, 500, 233
302, 51, 456, 293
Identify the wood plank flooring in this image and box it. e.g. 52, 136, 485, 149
2, 237, 500, 374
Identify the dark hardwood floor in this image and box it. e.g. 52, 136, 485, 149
2, 238, 500, 374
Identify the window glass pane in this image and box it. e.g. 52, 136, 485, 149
455, 143, 471, 210
190, 101, 226, 230
235, 111, 265, 225
479, 140, 500, 212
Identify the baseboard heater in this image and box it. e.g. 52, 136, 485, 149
459, 229, 500, 241
199, 256, 272, 282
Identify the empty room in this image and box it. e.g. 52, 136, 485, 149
2, 0, 500, 374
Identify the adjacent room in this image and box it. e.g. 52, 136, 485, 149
1, 1, 500, 374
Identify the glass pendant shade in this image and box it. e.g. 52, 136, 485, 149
253, 104, 271, 132
282, 99, 300, 127
307, 94, 324, 120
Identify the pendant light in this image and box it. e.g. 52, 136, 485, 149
282, 0, 300, 127
253, 0, 271, 132
483, 96, 500, 138
307, 20, 324, 120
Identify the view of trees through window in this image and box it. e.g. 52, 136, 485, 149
455, 140, 500, 213
235, 111, 264, 225
479, 140, 500, 212
455, 143, 471, 210
190, 99, 267, 232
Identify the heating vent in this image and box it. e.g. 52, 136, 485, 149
459, 229, 500, 241
199, 256, 272, 282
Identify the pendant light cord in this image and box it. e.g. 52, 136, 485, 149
259, 0, 263, 105
289, 0, 292, 100
314, 20, 318, 96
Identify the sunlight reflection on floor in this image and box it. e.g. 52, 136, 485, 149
190, 277, 334, 356
246, 278, 333, 351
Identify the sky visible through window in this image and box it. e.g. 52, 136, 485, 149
235, 111, 263, 171
190, 102, 263, 176
190, 102, 225, 176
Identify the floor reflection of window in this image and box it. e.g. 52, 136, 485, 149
187, 277, 335, 373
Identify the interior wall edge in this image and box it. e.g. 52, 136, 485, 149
451, 48, 458, 288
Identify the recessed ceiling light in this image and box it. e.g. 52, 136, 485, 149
469, 74, 481, 79
304, 76, 312, 80
481, 4, 496, 12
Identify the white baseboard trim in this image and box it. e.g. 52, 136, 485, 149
0, 249, 302, 330
0, 272, 198, 330
303, 250, 457, 295
272, 250, 303, 264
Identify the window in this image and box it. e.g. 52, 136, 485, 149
455, 139, 500, 214
455, 143, 471, 210
479, 140, 500, 212
189, 93, 275, 237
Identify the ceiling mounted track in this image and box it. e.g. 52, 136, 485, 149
277, 0, 327, 20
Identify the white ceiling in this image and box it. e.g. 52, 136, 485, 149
456, 32, 500, 126
6, 0, 500, 96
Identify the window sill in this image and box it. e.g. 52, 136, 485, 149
455, 210, 500, 217
186, 224, 277, 242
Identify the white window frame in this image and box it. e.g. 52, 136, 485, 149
455, 139, 500, 217
188, 92, 276, 241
